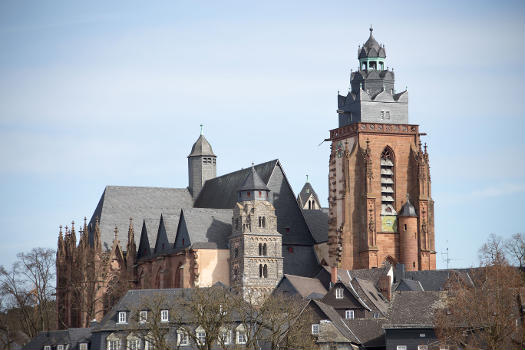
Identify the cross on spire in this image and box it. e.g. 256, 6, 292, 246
200, 124, 203, 135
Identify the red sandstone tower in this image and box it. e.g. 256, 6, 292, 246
327, 28, 436, 271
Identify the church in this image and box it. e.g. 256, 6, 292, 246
56, 27, 435, 330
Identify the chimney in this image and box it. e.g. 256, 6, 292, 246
331, 266, 338, 285
377, 275, 392, 301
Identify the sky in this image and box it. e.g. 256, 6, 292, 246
0, 0, 523, 270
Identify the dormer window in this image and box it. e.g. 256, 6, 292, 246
57, 345, 64, 350
345, 310, 354, 319
139, 310, 147, 323
44, 346, 51, 350
335, 288, 344, 299
161, 309, 169, 322
118, 311, 127, 324
79, 343, 88, 350
311, 324, 319, 335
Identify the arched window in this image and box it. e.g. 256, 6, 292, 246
263, 243, 267, 256
258, 243, 263, 256
259, 264, 263, 278
308, 200, 312, 210
262, 217, 266, 228
263, 264, 268, 278
380, 147, 396, 215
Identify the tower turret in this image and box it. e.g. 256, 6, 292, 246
229, 166, 282, 303
188, 126, 217, 200
338, 27, 408, 127
398, 196, 419, 271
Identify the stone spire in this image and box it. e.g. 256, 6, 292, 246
126, 217, 136, 269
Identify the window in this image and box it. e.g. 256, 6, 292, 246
196, 330, 206, 345
380, 110, 385, 120
236, 330, 247, 344
219, 330, 232, 345
335, 288, 344, 299
345, 310, 354, 319
263, 264, 268, 278
57, 346, 64, 350
118, 311, 127, 324
44, 347, 51, 350
439, 346, 450, 350
145, 340, 155, 350
259, 243, 263, 256
247, 191, 251, 197
235, 218, 239, 230
386, 111, 391, 120
108, 340, 120, 350
234, 247, 239, 258
263, 243, 267, 256
259, 264, 263, 278
127, 338, 140, 350
380, 147, 396, 216
311, 324, 319, 335
397, 346, 407, 350
177, 331, 189, 346
404, 224, 407, 231
79, 344, 88, 350
418, 346, 428, 350
160, 309, 169, 322
288, 246, 293, 253
373, 312, 380, 318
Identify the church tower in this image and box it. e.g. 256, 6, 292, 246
188, 127, 216, 200
229, 166, 283, 302
328, 28, 435, 271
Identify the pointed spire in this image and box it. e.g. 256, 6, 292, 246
114, 226, 118, 241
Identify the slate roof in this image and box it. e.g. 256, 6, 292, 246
301, 209, 328, 244
344, 318, 385, 347
239, 166, 269, 192
404, 269, 473, 291
352, 278, 389, 316
358, 28, 386, 59
395, 278, 424, 292
22, 328, 91, 350
280, 274, 327, 298
399, 198, 417, 217
312, 300, 360, 343
385, 291, 443, 328
194, 160, 278, 209
88, 186, 193, 251
180, 208, 233, 249
297, 182, 320, 208
188, 134, 216, 157
195, 160, 315, 246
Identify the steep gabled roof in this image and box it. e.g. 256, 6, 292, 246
177, 208, 233, 249
301, 209, 328, 243
297, 182, 320, 208
194, 160, 278, 209
311, 300, 360, 343
195, 160, 315, 246
137, 218, 161, 260
88, 186, 192, 251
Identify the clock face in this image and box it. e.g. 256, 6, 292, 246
336, 141, 343, 158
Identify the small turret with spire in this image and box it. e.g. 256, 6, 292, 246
188, 125, 217, 200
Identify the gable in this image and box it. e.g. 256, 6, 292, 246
322, 282, 367, 310
173, 211, 191, 250
88, 186, 192, 252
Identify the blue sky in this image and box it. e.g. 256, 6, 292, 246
0, 0, 523, 269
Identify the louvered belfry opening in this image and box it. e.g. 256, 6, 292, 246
380, 147, 396, 215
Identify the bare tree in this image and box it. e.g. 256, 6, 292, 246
127, 292, 180, 350
505, 233, 525, 268
17, 248, 55, 331
479, 233, 508, 266
436, 235, 525, 349
0, 248, 56, 339
261, 293, 316, 349
178, 285, 236, 350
